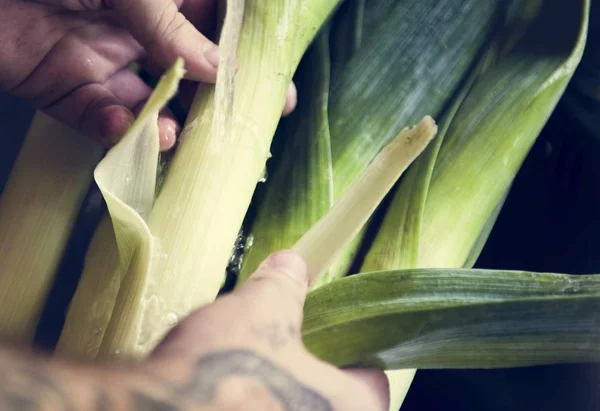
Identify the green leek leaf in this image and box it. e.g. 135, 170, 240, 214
303, 269, 600, 369
237, 32, 333, 283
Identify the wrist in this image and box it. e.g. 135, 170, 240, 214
0, 345, 184, 411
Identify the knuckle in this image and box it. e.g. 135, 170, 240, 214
250, 271, 306, 312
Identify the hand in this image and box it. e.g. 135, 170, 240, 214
148, 250, 389, 410
0, 0, 297, 151
0, 250, 389, 410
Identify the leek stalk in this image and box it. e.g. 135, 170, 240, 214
0, 113, 102, 343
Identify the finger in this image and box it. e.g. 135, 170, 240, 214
179, 0, 218, 38
11, 22, 142, 109
344, 369, 390, 411
111, 0, 219, 82
234, 250, 309, 329
108, 69, 179, 150
132, 101, 179, 150
158, 114, 179, 150
105, 67, 153, 108
30, 0, 107, 10
151, 250, 308, 359
43, 68, 178, 148
35, 0, 219, 82
282, 82, 298, 117
42, 82, 134, 147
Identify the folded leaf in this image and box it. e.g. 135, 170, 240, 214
59, 59, 186, 359
294, 118, 437, 286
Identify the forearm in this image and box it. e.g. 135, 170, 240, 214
0, 346, 190, 411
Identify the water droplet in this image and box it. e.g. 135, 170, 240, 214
258, 168, 268, 183
165, 312, 179, 327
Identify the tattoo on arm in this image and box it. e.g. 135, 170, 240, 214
0, 359, 75, 411
180, 349, 332, 411
0, 347, 332, 411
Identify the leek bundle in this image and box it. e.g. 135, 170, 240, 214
238, 0, 504, 284
235, 0, 592, 408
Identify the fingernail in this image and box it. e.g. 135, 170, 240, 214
282, 84, 298, 117
263, 250, 308, 286
203, 45, 220, 69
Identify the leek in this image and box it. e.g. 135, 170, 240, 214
238, 0, 504, 285
306, 0, 589, 408
0, 113, 102, 343
61, 0, 341, 359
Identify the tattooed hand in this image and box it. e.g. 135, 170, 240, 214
0, 0, 297, 150
0, 250, 389, 410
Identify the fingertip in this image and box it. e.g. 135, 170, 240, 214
180, 43, 220, 83
282, 82, 298, 117
158, 116, 179, 151
237, 250, 309, 330
122, 0, 220, 84
257, 250, 308, 288
203, 44, 220, 69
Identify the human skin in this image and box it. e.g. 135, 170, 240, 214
0, 0, 297, 150
0, 251, 389, 411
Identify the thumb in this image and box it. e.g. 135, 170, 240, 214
151, 250, 309, 359
36, 0, 219, 82
235, 250, 310, 329
112, 0, 220, 82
